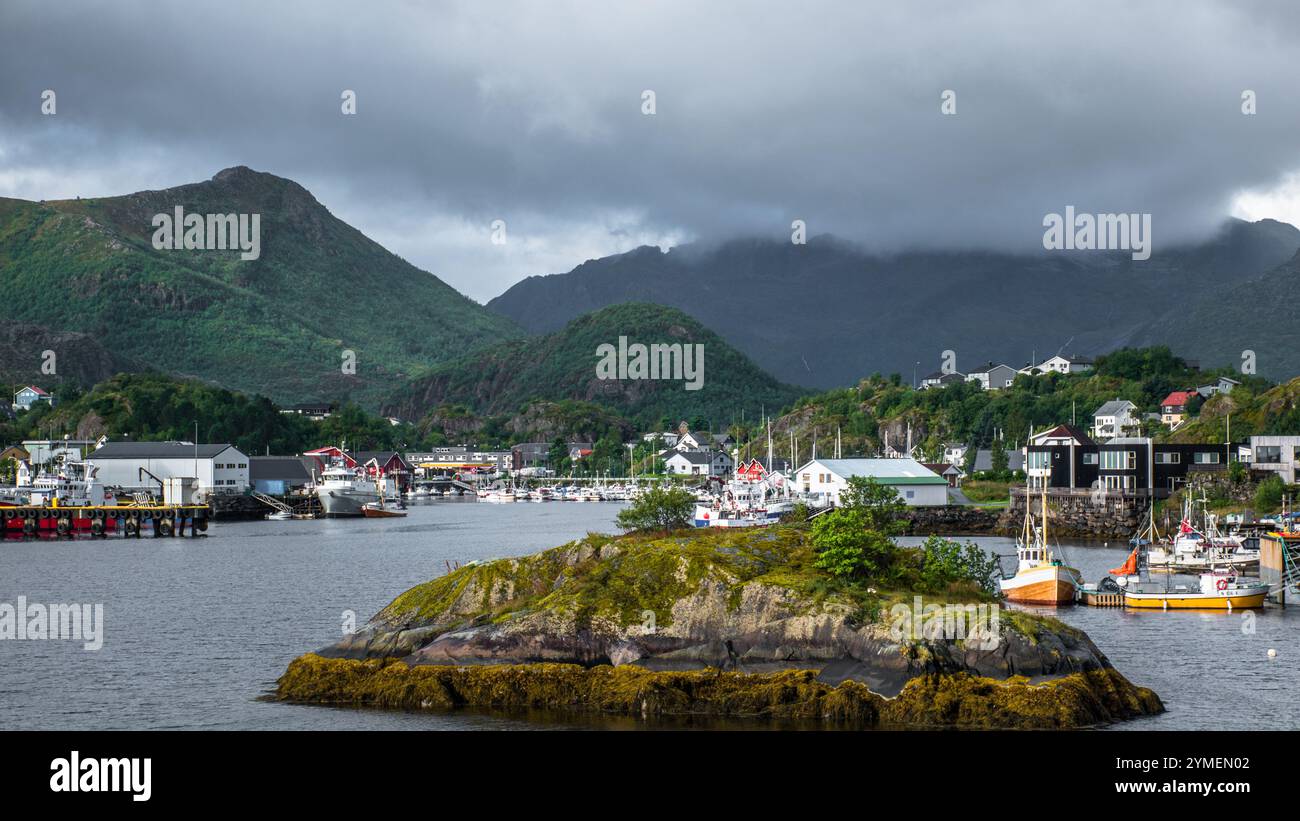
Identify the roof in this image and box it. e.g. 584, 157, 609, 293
1031, 424, 1095, 447
1094, 399, 1136, 417
352, 450, 410, 468
668, 450, 719, 464
91, 441, 239, 459
1161, 390, 1197, 407
973, 449, 1026, 472
16, 386, 49, 396
967, 361, 1012, 375
249, 456, 312, 483
801, 458, 948, 485
921, 462, 959, 475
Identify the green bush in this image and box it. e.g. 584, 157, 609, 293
1255, 475, 1285, 513
616, 486, 697, 532
917, 535, 1002, 595
810, 509, 897, 581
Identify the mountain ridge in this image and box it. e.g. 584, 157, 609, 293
487, 219, 1300, 387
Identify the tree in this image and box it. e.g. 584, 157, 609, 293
616, 486, 696, 532
839, 475, 907, 535
961, 443, 978, 476
811, 509, 896, 580
918, 536, 1002, 595
990, 438, 1008, 477
1255, 475, 1286, 513
547, 437, 569, 474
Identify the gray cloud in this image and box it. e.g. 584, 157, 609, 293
3, 0, 1300, 300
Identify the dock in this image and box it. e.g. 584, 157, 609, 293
1, 503, 211, 538
1079, 589, 1125, 607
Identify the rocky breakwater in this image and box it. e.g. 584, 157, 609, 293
276, 526, 1162, 728
1003, 492, 1149, 540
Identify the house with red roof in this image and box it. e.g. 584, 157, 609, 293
12, 386, 52, 412
1160, 390, 1199, 429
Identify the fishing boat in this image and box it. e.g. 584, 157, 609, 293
361, 501, 407, 518
314, 459, 381, 517
1147, 494, 1258, 571
1120, 569, 1268, 610
998, 481, 1082, 604
1106, 506, 1269, 609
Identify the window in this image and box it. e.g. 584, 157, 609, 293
1082, 453, 1098, 465
1027, 451, 1051, 469
1154, 452, 1180, 464
1194, 452, 1221, 464
905, 490, 915, 499
1100, 450, 1136, 470
1104, 475, 1135, 490
1256, 446, 1281, 464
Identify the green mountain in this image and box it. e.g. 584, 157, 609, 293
1129, 247, 1300, 379
381, 303, 806, 429
487, 220, 1300, 387
0, 167, 521, 406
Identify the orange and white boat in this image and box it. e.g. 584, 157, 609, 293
999, 481, 1081, 605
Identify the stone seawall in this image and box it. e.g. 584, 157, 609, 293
904, 494, 1149, 540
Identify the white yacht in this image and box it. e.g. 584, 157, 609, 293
314, 461, 380, 517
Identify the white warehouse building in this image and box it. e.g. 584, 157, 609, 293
794, 458, 949, 507
88, 441, 250, 496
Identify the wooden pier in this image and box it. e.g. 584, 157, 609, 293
1079, 589, 1125, 607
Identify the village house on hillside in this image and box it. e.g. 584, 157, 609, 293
1196, 376, 1241, 399
966, 362, 1017, 390
1019, 354, 1094, 376
1092, 399, 1140, 441
11, 385, 53, 412
664, 449, 733, 477
1160, 390, 1199, 430
919, 370, 965, 389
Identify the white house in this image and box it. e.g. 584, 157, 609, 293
1092, 399, 1140, 440
664, 449, 733, 477
12, 386, 52, 411
88, 441, 250, 496
794, 458, 948, 507
1026, 355, 1094, 375
943, 442, 970, 467
966, 362, 1018, 390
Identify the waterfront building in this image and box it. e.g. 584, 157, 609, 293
89, 441, 250, 495
793, 458, 948, 506
664, 449, 733, 477
249, 456, 313, 495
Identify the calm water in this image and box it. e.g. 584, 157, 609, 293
1, 502, 1296, 730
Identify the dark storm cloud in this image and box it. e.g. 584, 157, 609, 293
3, 0, 1300, 299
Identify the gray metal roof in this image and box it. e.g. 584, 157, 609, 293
249, 456, 312, 482
1093, 399, 1136, 416
91, 441, 239, 459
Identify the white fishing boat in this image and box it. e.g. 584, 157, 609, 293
1147, 494, 1258, 571
314, 460, 381, 517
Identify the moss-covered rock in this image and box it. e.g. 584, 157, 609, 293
287, 525, 1162, 727
276, 654, 1161, 728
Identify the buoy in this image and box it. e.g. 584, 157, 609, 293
1268, 648, 1278, 658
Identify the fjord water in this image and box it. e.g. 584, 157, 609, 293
1, 502, 1296, 730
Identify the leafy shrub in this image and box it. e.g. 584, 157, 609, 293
616, 486, 697, 532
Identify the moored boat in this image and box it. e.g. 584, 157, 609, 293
999, 481, 1082, 605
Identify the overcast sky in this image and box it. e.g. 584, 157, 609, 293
4, 1, 1300, 301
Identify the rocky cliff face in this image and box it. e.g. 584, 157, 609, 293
279, 526, 1162, 727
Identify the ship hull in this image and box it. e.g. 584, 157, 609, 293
316, 487, 380, 517
1000, 566, 1080, 605
1124, 590, 1268, 610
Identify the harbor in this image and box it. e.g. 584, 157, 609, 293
2, 499, 1298, 731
